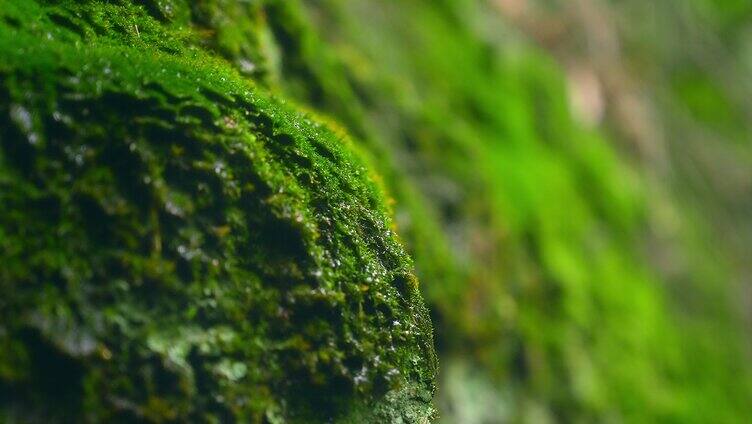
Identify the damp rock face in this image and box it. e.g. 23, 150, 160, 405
0, 1, 436, 422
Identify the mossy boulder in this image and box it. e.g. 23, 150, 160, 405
0, 1, 436, 422
252, 1, 752, 422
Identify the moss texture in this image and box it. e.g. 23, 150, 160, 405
0, 1, 435, 422
3, 0, 752, 423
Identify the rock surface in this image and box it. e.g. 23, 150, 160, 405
0, 1, 436, 422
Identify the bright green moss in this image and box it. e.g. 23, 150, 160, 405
4, 0, 751, 422
250, 0, 752, 422
0, 1, 436, 422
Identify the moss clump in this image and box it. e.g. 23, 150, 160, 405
0, 1, 436, 422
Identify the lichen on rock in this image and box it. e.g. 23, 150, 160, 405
0, 1, 436, 422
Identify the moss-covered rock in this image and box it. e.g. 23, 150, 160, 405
0, 1, 436, 422
250, 1, 752, 422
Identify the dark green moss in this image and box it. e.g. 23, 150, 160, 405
0, 1, 435, 422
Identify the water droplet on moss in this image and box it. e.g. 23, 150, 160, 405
164, 200, 183, 217
353, 366, 370, 388
213, 161, 226, 176
9, 104, 39, 145
237, 59, 256, 74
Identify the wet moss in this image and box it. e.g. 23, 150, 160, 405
248, 1, 752, 422
0, 1, 436, 422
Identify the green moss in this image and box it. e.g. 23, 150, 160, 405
4, 0, 751, 422
247, 0, 752, 422
0, 1, 435, 422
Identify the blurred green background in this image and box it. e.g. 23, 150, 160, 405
248, 0, 752, 421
